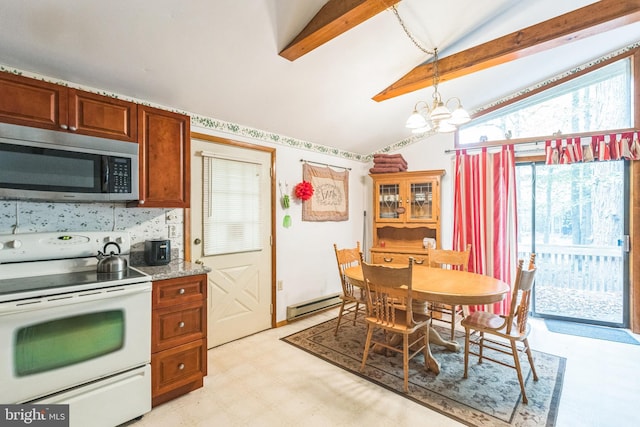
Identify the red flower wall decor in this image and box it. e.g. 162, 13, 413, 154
294, 180, 314, 201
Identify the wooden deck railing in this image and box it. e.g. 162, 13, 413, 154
519, 244, 624, 293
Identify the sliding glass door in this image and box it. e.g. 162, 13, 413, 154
516, 161, 629, 327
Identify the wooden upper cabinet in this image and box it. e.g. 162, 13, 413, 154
134, 105, 191, 208
1, 72, 193, 209
373, 170, 443, 225
0, 72, 66, 129
68, 89, 137, 142
370, 170, 445, 263
0, 72, 136, 142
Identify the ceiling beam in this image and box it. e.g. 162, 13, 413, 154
279, 0, 401, 61
373, 0, 640, 102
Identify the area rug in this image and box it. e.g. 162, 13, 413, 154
282, 317, 565, 427
545, 319, 640, 345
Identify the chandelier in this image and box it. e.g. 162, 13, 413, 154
404, 48, 471, 134
387, 6, 471, 134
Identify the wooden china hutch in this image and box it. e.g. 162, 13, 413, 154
370, 169, 445, 266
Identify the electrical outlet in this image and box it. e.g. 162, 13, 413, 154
168, 225, 178, 238
277, 280, 283, 291
165, 212, 179, 223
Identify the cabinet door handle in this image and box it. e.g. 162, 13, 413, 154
383, 257, 393, 263
69, 126, 77, 131
60, 124, 68, 130
178, 363, 185, 370
179, 321, 185, 328
414, 259, 425, 265
179, 288, 185, 294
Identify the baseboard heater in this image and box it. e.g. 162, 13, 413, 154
286, 292, 342, 321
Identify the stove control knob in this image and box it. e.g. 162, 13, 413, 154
7, 240, 21, 249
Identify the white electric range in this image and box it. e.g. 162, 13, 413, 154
0, 231, 152, 427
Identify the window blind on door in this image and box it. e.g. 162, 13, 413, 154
203, 155, 262, 255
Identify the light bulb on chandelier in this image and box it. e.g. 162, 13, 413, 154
404, 48, 471, 134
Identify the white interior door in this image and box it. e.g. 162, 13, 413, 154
191, 138, 273, 348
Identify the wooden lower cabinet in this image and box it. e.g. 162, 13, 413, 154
151, 274, 207, 407
370, 249, 428, 266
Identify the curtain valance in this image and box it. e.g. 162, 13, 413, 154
545, 132, 640, 165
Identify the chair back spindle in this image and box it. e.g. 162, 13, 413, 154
334, 242, 361, 298
506, 254, 536, 335
333, 242, 367, 335
361, 259, 414, 327
425, 244, 471, 340
427, 244, 471, 271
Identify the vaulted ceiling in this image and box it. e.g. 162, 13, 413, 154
0, 0, 639, 155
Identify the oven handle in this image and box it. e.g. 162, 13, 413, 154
0, 282, 151, 315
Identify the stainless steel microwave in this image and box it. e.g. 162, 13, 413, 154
0, 123, 139, 202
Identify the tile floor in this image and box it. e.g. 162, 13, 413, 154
127, 309, 640, 427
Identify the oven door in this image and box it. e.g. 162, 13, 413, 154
0, 282, 151, 404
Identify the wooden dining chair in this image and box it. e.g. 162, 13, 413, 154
360, 258, 431, 393
427, 244, 472, 340
462, 254, 538, 404
333, 242, 367, 336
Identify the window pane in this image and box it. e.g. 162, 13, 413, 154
15, 311, 124, 376
203, 157, 262, 255
459, 58, 632, 145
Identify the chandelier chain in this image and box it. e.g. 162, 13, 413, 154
389, 5, 434, 56
388, 5, 440, 91
384, 1, 471, 133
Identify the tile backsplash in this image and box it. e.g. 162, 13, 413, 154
0, 200, 184, 259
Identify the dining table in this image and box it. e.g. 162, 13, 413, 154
344, 264, 510, 375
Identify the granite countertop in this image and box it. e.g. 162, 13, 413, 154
131, 258, 211, 281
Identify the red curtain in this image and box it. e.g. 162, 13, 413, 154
452, 145, 517, 315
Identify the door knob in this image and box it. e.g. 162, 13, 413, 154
194, 238, 201, 245
195, 259, 204, 265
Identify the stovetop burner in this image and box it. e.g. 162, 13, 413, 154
0, 267, 149, 302
0, 231, 151, 302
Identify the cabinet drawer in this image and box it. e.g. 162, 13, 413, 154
153, 275, 206, 308
151, 339, 206, 402
152, 301, 206, 352
371, 252, 428, 266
